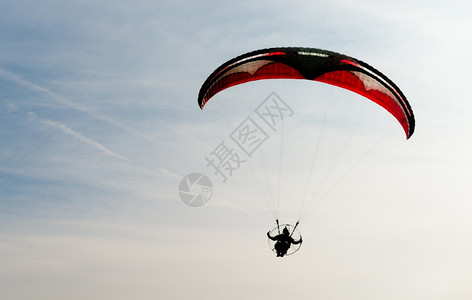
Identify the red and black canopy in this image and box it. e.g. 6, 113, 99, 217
198, 47, 415, 139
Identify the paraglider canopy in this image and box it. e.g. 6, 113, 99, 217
198, 47, 415, 139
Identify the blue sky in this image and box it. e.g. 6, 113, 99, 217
1, 0, 472, 299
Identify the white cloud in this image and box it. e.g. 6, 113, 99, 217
36, 115, 130, 162
158, 168, 181, 179
0, 68, 158, 144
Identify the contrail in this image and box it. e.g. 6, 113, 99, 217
1, 68, 182, 182
37, 115, 131, 162
0, 68, 157, 144
158, 168, 181, 179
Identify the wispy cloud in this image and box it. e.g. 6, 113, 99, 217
0, 68, 157, 144
158, 168, 181, 179
29, 112, 130, 162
